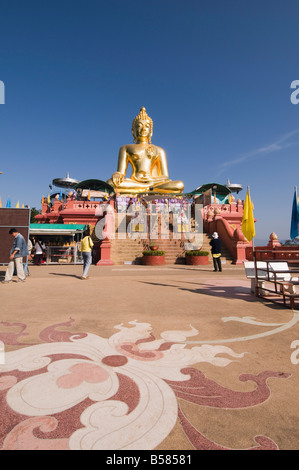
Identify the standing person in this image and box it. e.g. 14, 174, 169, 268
2, 228, 28, 284
41, 241, 46, 263
80, 228, 94, 280
23, 238, 33, 276
210, 232, 222, 272
34, 240, 44, 266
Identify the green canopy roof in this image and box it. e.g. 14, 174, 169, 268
74, 179, 115, 194
30, 224, 87, 235
187, 183, 231, 196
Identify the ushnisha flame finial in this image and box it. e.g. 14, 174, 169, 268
132, 107, 153, 143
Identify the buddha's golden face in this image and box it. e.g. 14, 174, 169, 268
133, 120, 152, 141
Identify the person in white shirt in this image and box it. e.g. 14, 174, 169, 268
34, 240, 44, 266
23, 238, 33, 276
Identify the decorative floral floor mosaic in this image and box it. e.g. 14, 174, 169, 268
0, 318, 294, 450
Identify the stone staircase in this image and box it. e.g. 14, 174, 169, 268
109, 232, 233, 266
109, 213, 234, 265
110, 236, 185, 265
147, 238, 186, 265
200, 232, 234, 265
110, 237, 145, 265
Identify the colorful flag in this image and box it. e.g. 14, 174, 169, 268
6, 197, 11, 208
16, 201, 19, 208
47, 194, 50, 204
0, 196, 2, 208
290, 186, 299, 239
87, 191, 90, 201
242, 188, 255, 242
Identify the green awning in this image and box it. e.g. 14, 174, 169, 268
30, 224, 87, 235
74, 179, 115, 194
187, 183, 231, 196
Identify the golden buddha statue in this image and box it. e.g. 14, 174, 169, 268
107, 107, 184, 194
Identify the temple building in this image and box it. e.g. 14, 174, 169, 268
32, 107, 251, 266
33, 173, 250, 266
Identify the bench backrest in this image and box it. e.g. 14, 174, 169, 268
268, 262, 291, 281
244, 261, 268, 279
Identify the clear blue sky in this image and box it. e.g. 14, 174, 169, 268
0, 0, 299, 243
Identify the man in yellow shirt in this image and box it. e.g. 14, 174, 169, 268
80, 228, 94, 279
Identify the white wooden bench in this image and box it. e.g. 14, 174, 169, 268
244, 261, 298, 296
244, 261, 268, 293
249, 252, 299, 309
268, 262, 298, 294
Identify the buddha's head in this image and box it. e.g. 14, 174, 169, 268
132, 107, 153, 143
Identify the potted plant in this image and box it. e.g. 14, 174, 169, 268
185, 250, 210, 265
149, 241, 159, 251
142, 250, 165, 265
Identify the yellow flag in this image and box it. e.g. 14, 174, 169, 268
16, 201, 20, 208
47, 194, 50, 204
0, 196, 2, 208
21, 204, 24, 208
242, 189, 255, 241
87, 191, 90, 201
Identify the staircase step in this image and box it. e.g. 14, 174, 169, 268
109, 217, 234, 264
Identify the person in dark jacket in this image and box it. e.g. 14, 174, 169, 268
209, 232, 222, 272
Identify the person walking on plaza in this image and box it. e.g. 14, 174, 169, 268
2, 228, 29, 284
33, 239, 44, 266
80, 228, 94, 280
23, 238, 33, 276
210, 232, 222, 272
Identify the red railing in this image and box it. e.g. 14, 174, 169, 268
247, 246, 299, 261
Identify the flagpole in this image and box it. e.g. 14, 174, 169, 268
296, 185, 298, 236
247, 186, 255, 253
295, 185, 298, 239
295, 185, 297, 239
242, 185, 255, 249
290, 185, 299, 240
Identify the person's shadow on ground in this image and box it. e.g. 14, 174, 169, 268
49, 273, 82, 279
138, 279, 284, 310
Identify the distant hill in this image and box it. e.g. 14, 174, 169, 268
284, 237, 299, 246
